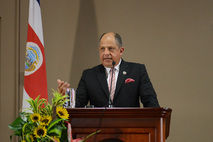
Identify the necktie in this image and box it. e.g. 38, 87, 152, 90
108, 68, 116, 102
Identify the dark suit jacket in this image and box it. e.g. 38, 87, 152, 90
76, 60, 160, 107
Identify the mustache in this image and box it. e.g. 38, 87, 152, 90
103, 56, 112, 59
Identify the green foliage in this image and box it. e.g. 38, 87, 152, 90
8, 89, 69, 142
52, 89, 69, 106
9, 89, 100, 142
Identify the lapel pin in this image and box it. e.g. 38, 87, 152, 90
123, 71, 127, 75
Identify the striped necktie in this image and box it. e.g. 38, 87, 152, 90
108, 68, 116, 102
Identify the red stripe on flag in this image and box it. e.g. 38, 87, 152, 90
24, 24, 48, 100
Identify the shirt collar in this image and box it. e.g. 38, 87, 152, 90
105, 59, 122, 75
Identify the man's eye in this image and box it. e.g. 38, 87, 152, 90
109, 48, 114, 51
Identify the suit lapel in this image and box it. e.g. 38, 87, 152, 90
114, 60, 129, 99
96, 65, 110, 97
95, 61, 130, 101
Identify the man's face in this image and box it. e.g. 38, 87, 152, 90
99, 33, 124, 68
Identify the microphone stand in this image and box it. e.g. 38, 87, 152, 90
108, 61, 115, 108
93, 61, 115, 142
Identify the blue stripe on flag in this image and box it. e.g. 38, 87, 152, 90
37, 0, 40, 5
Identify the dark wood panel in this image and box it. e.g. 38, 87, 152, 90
67, 108, 172, 142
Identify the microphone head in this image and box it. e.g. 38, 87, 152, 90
112, 61, 115, 66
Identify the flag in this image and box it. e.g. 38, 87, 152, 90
22, 0, 48, 109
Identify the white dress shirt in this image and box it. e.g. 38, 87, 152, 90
105, 59, 122, 90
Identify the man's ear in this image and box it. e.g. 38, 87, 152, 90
120, 47, 124, 54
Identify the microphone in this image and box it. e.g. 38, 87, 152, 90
112, 61, 115, 66
93, 61, 115, 142
108, 61, 115, 108
93, 61, 116, 142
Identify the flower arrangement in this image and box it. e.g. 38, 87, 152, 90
8, 89, 99, 142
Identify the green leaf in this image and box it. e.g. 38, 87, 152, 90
8, 124, 22, 132
47, 118, 64, 131
14, 131, 22, 136
8, 117, 26, 131
60, 127, 68, 142
82, 130, 101, 141
25, 133, 31, 142
22, 122, 34, 134
48, 127, 62, 137
19, 112, 30, 122
25, 97, 37, 112
10, 117, 26, 126
51, 89, 69, 106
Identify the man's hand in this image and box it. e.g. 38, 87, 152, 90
57, 79, 70, 95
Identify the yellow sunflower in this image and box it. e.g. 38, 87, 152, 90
40, 115, 52, 126
30, 113, 41, 123
22, 140, 26, 142
33, 126, 47, 138
56, 106, 69, 119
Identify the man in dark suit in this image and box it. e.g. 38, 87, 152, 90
58, 32, 160, 107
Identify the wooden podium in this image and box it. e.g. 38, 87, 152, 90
67, 108, 172, 142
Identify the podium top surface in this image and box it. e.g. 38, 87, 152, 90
67, 107, 172, 118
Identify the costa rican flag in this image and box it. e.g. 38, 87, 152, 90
22, 0, 48, 109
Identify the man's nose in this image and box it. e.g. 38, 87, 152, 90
103, 49, 110, 54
